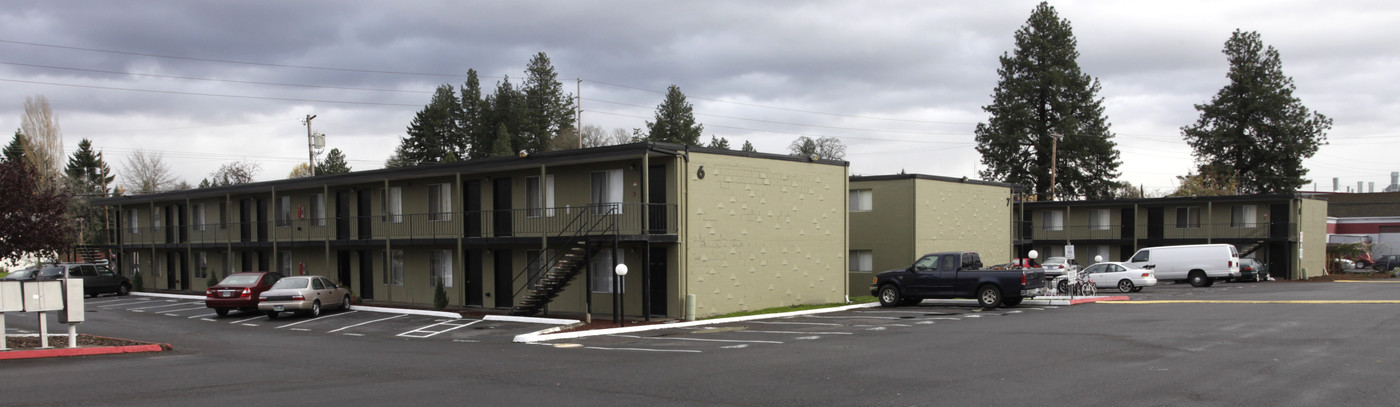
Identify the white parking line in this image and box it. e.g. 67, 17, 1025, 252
189, 313, 218, 319
739, 330, 853, 335
608, 334, 782, 344
751, 321, 843, 326
231, 316, 265, 324
799, 315, 900, 320
276, 310, 357, 329
397, 319, 480, 338
84, 298, 130, 305
164, 305, 212, 313
585, 346, 702, 353
127, 301, 192, 311
99, 299, 158, 308
328, 314, 406, 333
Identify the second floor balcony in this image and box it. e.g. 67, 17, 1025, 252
1018, 221, 1294, 242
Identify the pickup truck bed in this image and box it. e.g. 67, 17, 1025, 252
870, 252, 1044, 308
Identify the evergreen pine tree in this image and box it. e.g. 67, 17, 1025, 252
63, 138, 113, 195
645, 85, 704, 145
707, 135, 731, 150
492, 124, 515, 157
488, 76, 524, 155
315, 148, 352, 174
741, 140, 757, 153
460, 69, 492, 160
384, 143, 414, 168
397, 85, 462, 166
520, 52, 576, 154
973, 2, 1122, 200
1181, 30, 1331, 194
3, 130, 27, 163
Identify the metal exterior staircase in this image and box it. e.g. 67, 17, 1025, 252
509, 205, 619, 316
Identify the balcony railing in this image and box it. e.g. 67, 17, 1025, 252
97, 203, 677, 246
1017, 222, 1292, 241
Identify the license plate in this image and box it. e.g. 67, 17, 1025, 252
273, 305, 284, 311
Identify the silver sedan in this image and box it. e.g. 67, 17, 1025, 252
257, 275, 352, 319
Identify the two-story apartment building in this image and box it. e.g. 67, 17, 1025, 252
90, 142, 849, 320
1017, 194, 1327, 280
847, 174, 1017, 295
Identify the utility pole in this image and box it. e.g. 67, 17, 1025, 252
576, 78, 583, 149
1049, 132, 1063, 201
304, 114, 317, 176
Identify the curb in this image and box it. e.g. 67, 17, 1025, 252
483, 315, 578, 325
0, 336, 171, 360
515, 302, 882, 343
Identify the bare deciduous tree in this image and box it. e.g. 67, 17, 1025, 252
205, 160, 261, 186
120, 149, 179, 194
20, 95, 64, 187
788, 136, 846, 160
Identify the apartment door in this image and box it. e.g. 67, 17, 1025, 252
493, 178, 512, 237
164, 205, 176, 243
358, 250, 374, 300
494, 249, 512, 308
357, 190, 373, 240
466, 249, 483, 307
647, 165, 667, 234
255, 198, 268, 242
176, 204, 187, 243
1120, 208, 1135, 239
166, 251, 177, 289
239, 200, 252, 242
1147, 207, 1164, 239
1270, 204, 1289, 238
337, 250, 352, 287
178, 252, 190, 290
465, 180, 482, 238
648, 246, 667, 316
335, 190, 351, 240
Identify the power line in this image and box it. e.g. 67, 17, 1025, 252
0, 60, 435, 94
0, 77, 422, 107
589, 109, 974, 145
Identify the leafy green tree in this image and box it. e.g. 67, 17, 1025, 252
384, 144, 413, 168
520, 53, 575, 154
397, 85, 463, 166
741, 140, 756, 152
63, 138, 113, 195
3, 130, 26, 163
973, 2, 1122, 201
788, 136, 846, 160
645, 85, 703, 145
1181, 30, 1331, 194
315, 148, 351, 175
706, 135, 731, 150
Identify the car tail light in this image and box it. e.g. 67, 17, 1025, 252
1242, 266, 1253, 272
292, 294, 305, 301
240, 288, 251, 297
1020, 272, 1027, 286
1141, 272, 1150, 277
205, 289, 214, 297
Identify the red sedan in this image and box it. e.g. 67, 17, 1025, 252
205, 272, 286, 317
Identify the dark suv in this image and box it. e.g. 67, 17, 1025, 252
28, 263, 132, 297
1374, 255, 1400, 272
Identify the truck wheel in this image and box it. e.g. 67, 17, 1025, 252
1002, 296, 1023, 307
1117, 279, 1135, 293
1188, 271, 1210, 287
976, 285, 1002, 309
878, 285, 903, 307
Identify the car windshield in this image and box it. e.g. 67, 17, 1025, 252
7, 268, 36, 278
38, 266, 66, 277
270, 277, 310, 290
218, 275, 263, 286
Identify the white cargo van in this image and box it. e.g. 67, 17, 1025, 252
1126, 244, 1240, 287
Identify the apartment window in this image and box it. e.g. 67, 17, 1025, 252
128, 252, 140, 276
310, 193, 325, 226
193, 203, 207, 232
127, 209, 140, 234
280, 251, 293, 275
1090, 245, 1111, 263
1231, 205, 1258, 228
384, 250, 404, 286
153, 255, 161, 277
195, 252, 209, 279
429, 250, 453, 287
848, 189, 873, 212
218, 201, 228, 230
1176, 207, 1201, 229
590, 249, 625, 294
849, 250, 873, 272
152, 207, 162, 232
590, 169, 624, 215
277, 196, 292, 227
526, 175, 556, 218
382, 187, 403, 223
428, 184, 452, 221
1088, 209, 1110, 231
1042, 210, 1065, 231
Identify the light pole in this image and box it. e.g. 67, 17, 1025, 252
1048, 132, 1063, 201
614, 263, 628, 327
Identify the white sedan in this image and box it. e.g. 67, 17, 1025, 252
1053, 262, 1157, 293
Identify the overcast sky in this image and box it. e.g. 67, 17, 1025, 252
1, 0, 1395, 195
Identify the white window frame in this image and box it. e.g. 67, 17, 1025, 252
1042, 210, 1065, 231
1088, 209, 1110, 231
429, 250, 453, 287
526, 175, 556, 218
590, 249, 625, 294
127, 209, 140, 234
849, 189, 873, 212
1231, 205, 1258, 228
849, 250, 873, 272
129, 251, 140, 276
310, 193, 325, 226
382, 187, 403, 223
152, 207, 162, 232
590, 170, 624, 215
385, 250, 404, 286
428, 183, 451, 222
277, 196, 292, 227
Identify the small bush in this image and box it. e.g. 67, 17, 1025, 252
205, 272, 218, 288
433, 276, 448, 310
133, 273, 144, 291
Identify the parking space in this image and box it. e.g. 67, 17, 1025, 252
2, 294, 559, 344
537, 303, 1057, 353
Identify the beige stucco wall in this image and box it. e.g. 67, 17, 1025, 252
682, 152, 847, 318
913, 179, 1012, 264
1299, 197, 1327, 279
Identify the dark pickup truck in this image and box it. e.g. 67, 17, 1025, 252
870, 252, 1045, 308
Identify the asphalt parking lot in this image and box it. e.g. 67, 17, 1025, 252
2, 293, 558, 344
